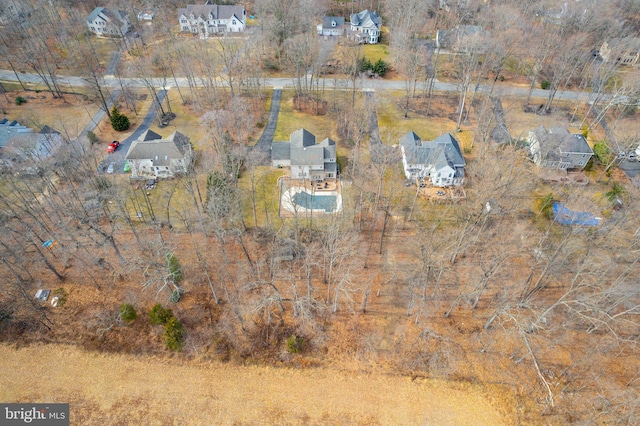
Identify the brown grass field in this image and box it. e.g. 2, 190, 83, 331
0, 344, 513, 425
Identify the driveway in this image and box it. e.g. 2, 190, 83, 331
102, 90, 166, 174
251, 88, 282, 165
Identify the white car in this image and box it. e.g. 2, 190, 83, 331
106, 163, 115, 174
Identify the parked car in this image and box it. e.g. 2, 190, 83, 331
106, 163, 115, 174
106, 140, 120, 153
123, 160, 130, 172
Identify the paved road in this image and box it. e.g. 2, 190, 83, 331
251, 88, 282, 165
102, 90, 166, 174
0, 69, 598, 103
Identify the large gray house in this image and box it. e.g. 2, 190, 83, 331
125, 130, 192, 178
400, 132, 466, 187
178, 1, 246, 37
527, 126, 594, 170
348, 9, 381, 44
272, 129, 337, 181
87, 7, 131, 37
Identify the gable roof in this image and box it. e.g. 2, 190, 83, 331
350, 9, 381, 29
125, 131, 191, 166
532, 126, 593, 159
87, 7, 128, 24
139, 129, 162, 141
178, 3, 245, 21
400, 132, 465, 170
290, 128, 316, 148
322, 16, 345, 28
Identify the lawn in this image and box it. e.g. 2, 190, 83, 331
361, 44, 390, 63
273, 90, 338, 141
0, 90, 100, 140
375, 91, 462, 144
238, 167, 286, 228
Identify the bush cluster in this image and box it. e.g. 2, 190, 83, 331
358, 57, 388, 76
148, 304, 184, 351
15, 96, 26, 105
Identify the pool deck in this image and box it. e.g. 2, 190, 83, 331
279, 178, 343, 217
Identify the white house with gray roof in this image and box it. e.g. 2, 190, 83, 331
317, 17, 345, 36
87, 7, 131, 37
0, 119, 63, 165
349, 10, 381, 44
125, 130, 192, 178
272, 129, 337, 181
178, 1, 246, 37
527, 126, 594, 170
400, 132, 466, 187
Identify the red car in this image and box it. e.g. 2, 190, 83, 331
106, 141, 120, 153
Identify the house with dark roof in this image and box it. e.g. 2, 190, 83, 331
178, 1, 246, 37
271, 129, 338, 181
317, 16, 345, 37
436, 25, 491, 54
348, 9, 381, 44
527, 126, 594, 170
0, 118, 63, 164
400, 132, 466, 187
87, 7, 131, 37
125, 130, 192, 178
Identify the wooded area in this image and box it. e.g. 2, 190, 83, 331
1, 0, 640, 423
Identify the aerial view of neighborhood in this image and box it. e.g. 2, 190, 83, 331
1, 0, 639, 423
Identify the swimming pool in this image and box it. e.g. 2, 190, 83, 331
282, 187, 343, 214
292, 191, 337, 212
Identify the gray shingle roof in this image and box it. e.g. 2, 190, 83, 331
125, 131, 190, 166
350, 9, 381, 29
271, 142, 290, 161
533, 126, 593, 160
322, 16, 345, 29
178, 3, 245, 21
87, 7, 128, 24
291, 145, 323, 166
290, 128, 316, 148
400, 132, 465, 169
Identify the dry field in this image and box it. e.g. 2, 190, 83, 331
0, 344, 514, 425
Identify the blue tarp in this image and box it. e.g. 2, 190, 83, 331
552, 203, 600, 227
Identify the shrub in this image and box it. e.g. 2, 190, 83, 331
149, 304, 173, 325
540, 80, 551, 90
15, 96, 26, 105
285, 334, 303, 353
538, 193, 555, 219
166, 252, 184, 284
593, 142, 614, 165
119, 303, 137, 323
86, 130, 99, 145
164, 317, 184, 351
51, 288, 67, 307
170, 290, 181, 303
372, 59, 388, 76
110, 106, 130, 131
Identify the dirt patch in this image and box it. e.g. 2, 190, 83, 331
0, 343, 514, 425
